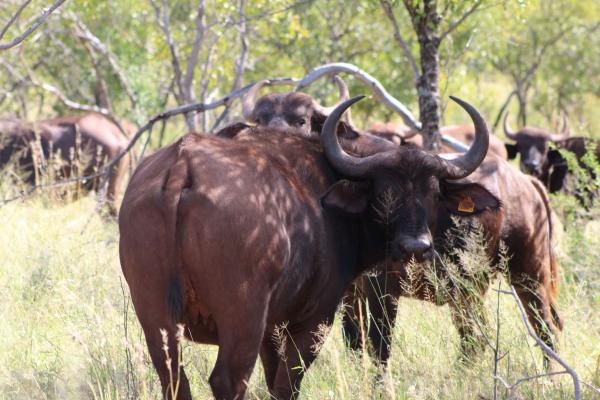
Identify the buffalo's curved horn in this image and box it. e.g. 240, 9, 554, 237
438, 96, 490, 179
550, 113, 570, 141
332, 75, 354, 125
396, 125, 419, 139
321, 95, 400, 178
242, 80, 269, 122
503, 111, 518, 140
311, 75, 353, 118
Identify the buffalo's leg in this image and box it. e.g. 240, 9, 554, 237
449, 291, 489, 363
366, 273, 399, 365
341, 283, 368, 353
513, 282, 562, 369
208, 304, 269, 399
136, 314, 192, 400
259, 336, 280, 392
270, 318, 333, 400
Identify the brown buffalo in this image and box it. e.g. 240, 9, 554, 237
218, 76, 350, 139
503, 112, 600, 197
119, 95, 490, 399
0, 113, 132, 213
342, 155, 563, 368
218, 79, 396, 156
367, 122, 509, 159
0, 117, 41, 176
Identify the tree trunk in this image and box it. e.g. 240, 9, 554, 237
516, 88, 527, 126
416, 35, 441, 150
404, 0, 442, 151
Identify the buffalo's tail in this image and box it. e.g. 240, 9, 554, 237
529, 177, 563, 330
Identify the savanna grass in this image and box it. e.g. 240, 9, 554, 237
0, 183, 599, 399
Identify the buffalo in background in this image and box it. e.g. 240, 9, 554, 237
503, 112, 600, 199
342, 155, 562, 368
0, 112, 134, 213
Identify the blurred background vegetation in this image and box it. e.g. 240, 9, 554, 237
1, 0, 599, 144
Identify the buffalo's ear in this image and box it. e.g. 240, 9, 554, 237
312, 116, 358, 139
320, 180, 370, 215
440, 181, 501, 216
214, 122, 252, 139
547, 149, 565, 166
505, 143, 518, 159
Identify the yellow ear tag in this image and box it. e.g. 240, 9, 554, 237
458, 196, 475, 213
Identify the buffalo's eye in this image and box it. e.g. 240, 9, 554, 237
296, 119, 306, 127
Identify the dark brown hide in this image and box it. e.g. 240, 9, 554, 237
343, 157, 563, 366
0, 118, 40, 175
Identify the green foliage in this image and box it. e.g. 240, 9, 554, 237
550, 141, 600, 221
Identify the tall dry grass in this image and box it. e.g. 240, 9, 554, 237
0, 185, 599, 399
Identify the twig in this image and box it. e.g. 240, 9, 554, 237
0, 0, 67, 50
68, 13, 138, 109
508, 285, 581, 399
439, 1, 482, 40
0, 0, 33, 40
379, 0, 419, 80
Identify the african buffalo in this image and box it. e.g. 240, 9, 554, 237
219, 79, 396, 156
0, 117, 40, 175
341, 154, 563, 368
503, 112, 600, 197
0, 113, 132, 213
220, 75, 350, 139
119, 95, 490, 399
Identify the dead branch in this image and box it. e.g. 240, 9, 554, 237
211, 0, 249, 131
68, 14, 138, 109
295, 62, 421, 131
0, 0, 67, 50
379, 0, 419, 80
439, 1, 482, 40
508, 285, 581, 399
295, 62, 469, 151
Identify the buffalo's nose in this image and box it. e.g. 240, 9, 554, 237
400, 237, 433, 260
523, 161, 542, 175
268, 118, 289, 129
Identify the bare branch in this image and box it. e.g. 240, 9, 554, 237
31, 80, 110, 115
0, 0, 33, 40
149, 0, 184, 103
439, 1, 482, 40
211, 0, 249, 131
68, 14, 138, 109
379, 0, 419, 80
508, 285, 581, 399
182, 0, 206, 101
0, 0, 67, 50
296, 62, 421, 130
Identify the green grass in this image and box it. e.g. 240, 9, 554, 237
0, 193, 599, 399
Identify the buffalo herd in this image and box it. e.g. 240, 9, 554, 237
1, 71, 598, 400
